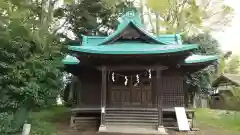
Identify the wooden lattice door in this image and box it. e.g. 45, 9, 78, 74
131, 80, 142, 105
108, 77, 152, 107
141, 79, 152, 106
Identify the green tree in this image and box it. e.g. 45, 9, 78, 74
58, 0, 127, 39
0, 0, 65, 133
184, 33, 221, 93
215, 51, 232, 75
184, 33, 221, 55
218, 56, 226, 75
225, 55, 240, 74
146, 0, 233, 35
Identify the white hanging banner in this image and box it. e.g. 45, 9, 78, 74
124, 76, 128, 85
112, 72, 115, 82
101, 107, 105, 113
136, 74, 139, 84
109, 70, 151, 85
148, 69, 151, 79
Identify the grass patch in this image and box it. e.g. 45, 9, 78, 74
196, 108, 240, 132
29, 106, 69, 135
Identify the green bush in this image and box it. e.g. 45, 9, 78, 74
0, 112, 14, 134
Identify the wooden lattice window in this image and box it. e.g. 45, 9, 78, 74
162, 76, 185, 107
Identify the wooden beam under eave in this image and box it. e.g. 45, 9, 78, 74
96, 65, 168, 71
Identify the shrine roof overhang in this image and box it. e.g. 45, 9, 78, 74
183, 54, 218, 64
62, 54, 218, 66
179, 55, 218, 73
68, 43, 198, 55
62, 55, 80, 65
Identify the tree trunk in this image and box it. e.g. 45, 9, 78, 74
155, 12, 160, 35
139, 0, 145, 24
147, 9, 155, 33
46, 0, 54, 29
40, 0, 46, 25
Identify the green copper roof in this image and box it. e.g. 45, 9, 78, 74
82, 35, 106, 46
69, 43, 198, 55
81, 34, 181, 46
62, 55, 80, 65
184, 55, 218, 64
156, 34, 181, 44
99, 21, 165, 45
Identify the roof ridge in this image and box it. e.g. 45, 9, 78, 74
98, 20, 167, 45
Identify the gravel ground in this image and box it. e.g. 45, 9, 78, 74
56, 122, 238, 135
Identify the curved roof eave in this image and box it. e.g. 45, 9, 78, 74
179, 55, 218, 73
184, 54, 219, 64
62, 54, 218, 67
62, 55, 80, 65
68, 44, 198, 55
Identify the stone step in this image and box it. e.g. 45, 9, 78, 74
106, 111, 157, 114
106, 113, 158, 117
106, 109, 159, 125
106, 122, 157, 126
106, 115, 158, 120
106, 108, 157, 111
106, 117, 178, 121
105, 118, 158, 123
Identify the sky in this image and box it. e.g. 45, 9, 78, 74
213, 0, 240, 54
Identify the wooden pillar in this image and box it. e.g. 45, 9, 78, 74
156, 68, 163, 126
152, 71, 157, 107
99, 66, 107, 131
184, 81, 189, 108
156, 67, 166, 134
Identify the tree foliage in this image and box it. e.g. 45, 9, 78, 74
146, 0, 233, 35
59, 0, 127, 39
184, 33, 221, 93
184, 33, 221, 55
225, 55, 240, 74
0, 0, 64, 133
0, 0, 128, 133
